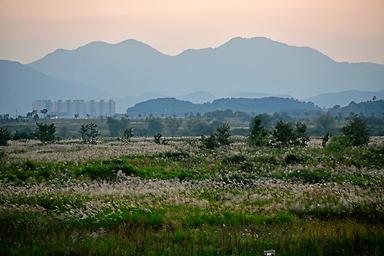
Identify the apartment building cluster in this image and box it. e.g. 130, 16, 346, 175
32, 99, 115, 118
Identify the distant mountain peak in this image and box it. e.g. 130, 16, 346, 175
26, 37, 384, 99
116, 38, 148, 46
220, 36, 283, 48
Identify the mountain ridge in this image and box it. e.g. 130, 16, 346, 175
307, 89, 384, 108
126, 96, 320, 117
27, 37, 384, 99
0, 60, 108, 114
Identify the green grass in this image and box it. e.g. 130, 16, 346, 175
1, 210, 383, 255
0, 141, 383, 255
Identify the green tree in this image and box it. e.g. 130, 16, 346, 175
0, 128, 11, 146
272, 120, 294, 147
321, 131, 331, 147
272, 120, 309, 147
215, 123, 231, 145
80, 123, 99, 144
35, 123, 56, 143
154, 133, 166, 144
201, 134, 219, 149
248, 116, 269, 146
293, 122, 309, 146
122, 128, 134, 142
342, 116, 369, 146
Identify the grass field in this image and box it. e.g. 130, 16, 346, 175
0, 137, 383, 255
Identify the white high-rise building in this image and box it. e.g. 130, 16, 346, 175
32, 99, 116, 118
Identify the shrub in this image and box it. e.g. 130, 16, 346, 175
223, 154, 247, 164
215, 123, 231, 145
0, 149, 6, 162
13, 128, 35, 140
35, 123, 56, 143
326, 135, 352, 152
122, 128, 134, 142
80, 123, 99, 144
321, 131, 331, 147
201, 134, 219, 149
272, 120, 309, 147
75, 160, 136, 180
272, 120, 294, 147
287, 168, 333, 183
293, 122, 309, 146
284, 154, 303, 165
0, 127, 11, 146
342, 116, 370, 146
153, 133, 167, 144
248, 116, 269, 146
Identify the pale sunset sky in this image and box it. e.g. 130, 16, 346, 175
0, 0, 383, 64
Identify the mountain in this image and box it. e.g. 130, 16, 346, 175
114, 92, 215, 113
114, 93, 164, 113
126, 97, 320, 117
329, 99, 384, 117
306, 90, 384, 108
0, 60, 107, 115
28, 37, 384, 99
176, 91, 216, 103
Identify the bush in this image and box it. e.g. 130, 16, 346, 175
326, 135, 352, 152
342, 116, 370, 146
0, 127, 11, 146
80, 123, 99, 144
0, 149, 5, 161
215, 123, 231, 146
35, 123, 56, 143
272, 120, 294, 147
154, 133, 162, 144
284, 154, 304, 165
201, 134, 219, 149
223, 154, 247, 164
321, 131, 331, 147
153, 133, 167, 145
248, 116, 269, 146
272, 121, 309, 147
122, 128, 134, 142
13, 128, 35, 140
293, 122, 309, 146
287, 168, 333, 183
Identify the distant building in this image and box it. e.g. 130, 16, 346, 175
32, 99, 115, 118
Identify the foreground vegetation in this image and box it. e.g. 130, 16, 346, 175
0, 136, 383, 255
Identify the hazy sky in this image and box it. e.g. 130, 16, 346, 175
0, 0, 383, 64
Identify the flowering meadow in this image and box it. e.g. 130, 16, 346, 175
0, 138, 383, 255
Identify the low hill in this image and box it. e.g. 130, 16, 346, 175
307, 90, 384, 108
126, 97, 320, 117
329, 100, 384, 117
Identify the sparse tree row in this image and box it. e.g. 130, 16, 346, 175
0, 115, 370, 148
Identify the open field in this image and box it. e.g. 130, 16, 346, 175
0, 137, 383, 255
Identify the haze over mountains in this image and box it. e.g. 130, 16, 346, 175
306, 90, 384, 108
1, 37, 384, 114
29, 37, 384, 98
0, 60, 107, 114
127, 97, 320, 117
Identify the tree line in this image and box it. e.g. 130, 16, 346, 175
0, 115, 370, 150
